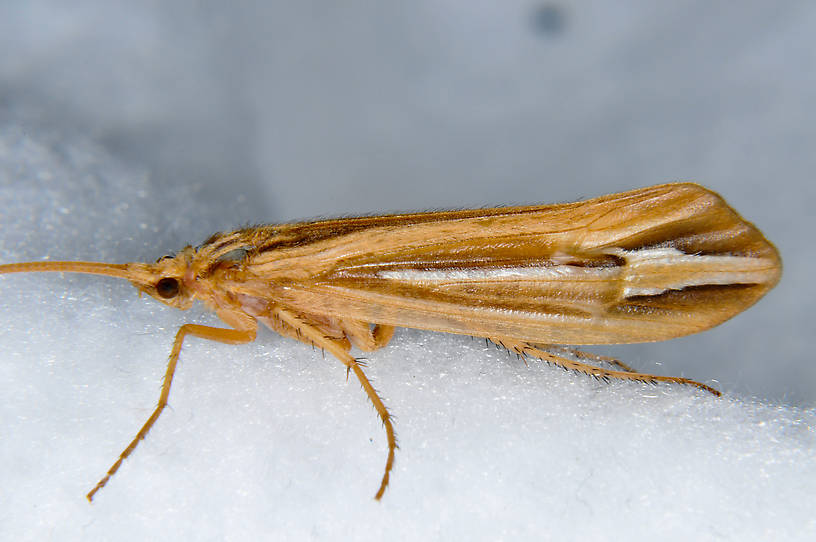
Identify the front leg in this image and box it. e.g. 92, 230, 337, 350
87, 309, 257, 501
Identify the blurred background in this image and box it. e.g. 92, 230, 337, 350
1, 1, 813, 404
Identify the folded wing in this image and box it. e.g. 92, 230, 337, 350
243, 183, 781, 345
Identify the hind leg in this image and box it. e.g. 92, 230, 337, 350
491, 338, 720, 396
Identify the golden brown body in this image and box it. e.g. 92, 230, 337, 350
199, 182, 779, 345
0, 182, 781, 501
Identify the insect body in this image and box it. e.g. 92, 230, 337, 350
0, 183, 781, 501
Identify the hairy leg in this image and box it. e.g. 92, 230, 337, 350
491, 338, 720, 396
533, 344, 638, 373
87, 309, 258, 501
273, 307, 397, 500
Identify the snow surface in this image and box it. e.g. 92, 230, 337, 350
1, 2, 815, 541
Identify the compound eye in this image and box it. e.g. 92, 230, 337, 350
155, 277, 180, 299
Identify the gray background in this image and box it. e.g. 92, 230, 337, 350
2, 0, 811, 404
1, 2, 814, 540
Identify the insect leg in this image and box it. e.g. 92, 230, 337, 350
86, 311, 258, 501
493, 338, 721, 397
273, 307, 397, 500
257, 312, 352, 352
339, 319, 396, 352
534, 345, 637, 373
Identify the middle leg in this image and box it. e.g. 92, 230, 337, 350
270, 307, 398, 500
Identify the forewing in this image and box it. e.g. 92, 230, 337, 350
246, 183, 781, 345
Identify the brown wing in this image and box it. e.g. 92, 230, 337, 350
233, 183, 781, 345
